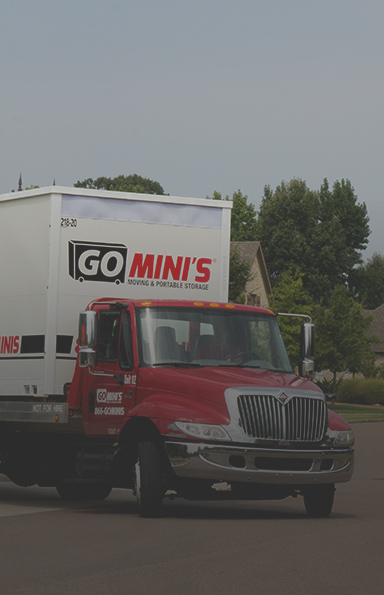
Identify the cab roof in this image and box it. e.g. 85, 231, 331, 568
87, 297, 275, 316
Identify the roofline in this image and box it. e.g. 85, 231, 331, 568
256, 244, 273, 296
230, 241, 273, 297
0, 185, 232, 209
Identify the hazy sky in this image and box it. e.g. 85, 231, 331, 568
1, 0, 383, 259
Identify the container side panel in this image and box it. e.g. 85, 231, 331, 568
0, 196, 50, 396
58, 210, 225, 304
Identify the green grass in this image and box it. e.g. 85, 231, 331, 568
328, 403, 384, 423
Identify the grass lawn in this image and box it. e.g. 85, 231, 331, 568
328, 402, 384, 423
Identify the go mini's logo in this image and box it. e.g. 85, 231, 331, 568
68, 241, 127, 284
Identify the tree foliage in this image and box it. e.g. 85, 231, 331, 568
314, 285, 375, 388
208, 190, 257, 241
349, 252, 384, 310
270, 270, 377, 380
208, 190, 257, 303
228, 248, 252, 304
74, 174, 165, 195
257, 178, 370, 303
270, 270, 314, 368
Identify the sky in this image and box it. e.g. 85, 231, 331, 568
1, 0, 383, 260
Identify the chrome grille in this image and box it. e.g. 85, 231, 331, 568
238, 394, 327, 442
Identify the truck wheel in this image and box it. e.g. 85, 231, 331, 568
135, 441, 164, 518
303, 484, 335, 518
56, 481, 112, 501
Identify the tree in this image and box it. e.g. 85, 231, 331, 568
270, 270, 314, 369
208, 190, 257, 303
314, 285, 375, 389
74, 174, 165, 195
349, 252, 384, 310
256, 178, 370, 303
208, 190, 258, 241
256, 179, 318, 283
228, 248, 252, 303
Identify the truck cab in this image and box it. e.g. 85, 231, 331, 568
68, 298, 354, 517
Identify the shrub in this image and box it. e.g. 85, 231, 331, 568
315, 377, 342, 395
336, 378, 384, 405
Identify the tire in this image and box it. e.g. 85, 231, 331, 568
56, 481, 112, 501
303, 484, 335, 518
135, 441, 164, 518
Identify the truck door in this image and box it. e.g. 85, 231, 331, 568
82, 308, 137, 437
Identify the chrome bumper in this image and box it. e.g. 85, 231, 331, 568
164, 441, 354, 485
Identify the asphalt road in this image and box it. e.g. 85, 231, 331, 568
0, 422, 383, 595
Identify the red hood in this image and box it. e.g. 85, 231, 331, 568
138, 366, 322, 407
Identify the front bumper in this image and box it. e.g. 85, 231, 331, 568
164, 441, 354, 485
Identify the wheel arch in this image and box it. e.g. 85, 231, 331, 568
118, 416, 162, 448
118, 416, 174, 481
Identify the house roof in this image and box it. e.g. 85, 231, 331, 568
230, 241, 273, 296
231, 241, 261, 264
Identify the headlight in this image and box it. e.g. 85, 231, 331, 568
333, 430, 354, 447
175, 421, 231, 441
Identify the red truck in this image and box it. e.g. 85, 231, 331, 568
0, 296, 354, 518
0, 187, 354, 517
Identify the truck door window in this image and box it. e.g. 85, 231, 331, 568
138, 309, 188, 364
97, 311, 121, 362
120, 311, 133, 370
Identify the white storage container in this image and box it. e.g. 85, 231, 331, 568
0, 187, 231, 397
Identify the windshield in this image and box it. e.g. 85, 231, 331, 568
136, 307, 292, 373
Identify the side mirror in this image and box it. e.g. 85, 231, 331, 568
277, 313, 316, 378
300, 322, 315, 359
299, 358, 315, 378
78, 311, 97, 368
300, 322, 315, 377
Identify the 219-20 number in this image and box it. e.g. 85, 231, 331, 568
61, 218, 78, 228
